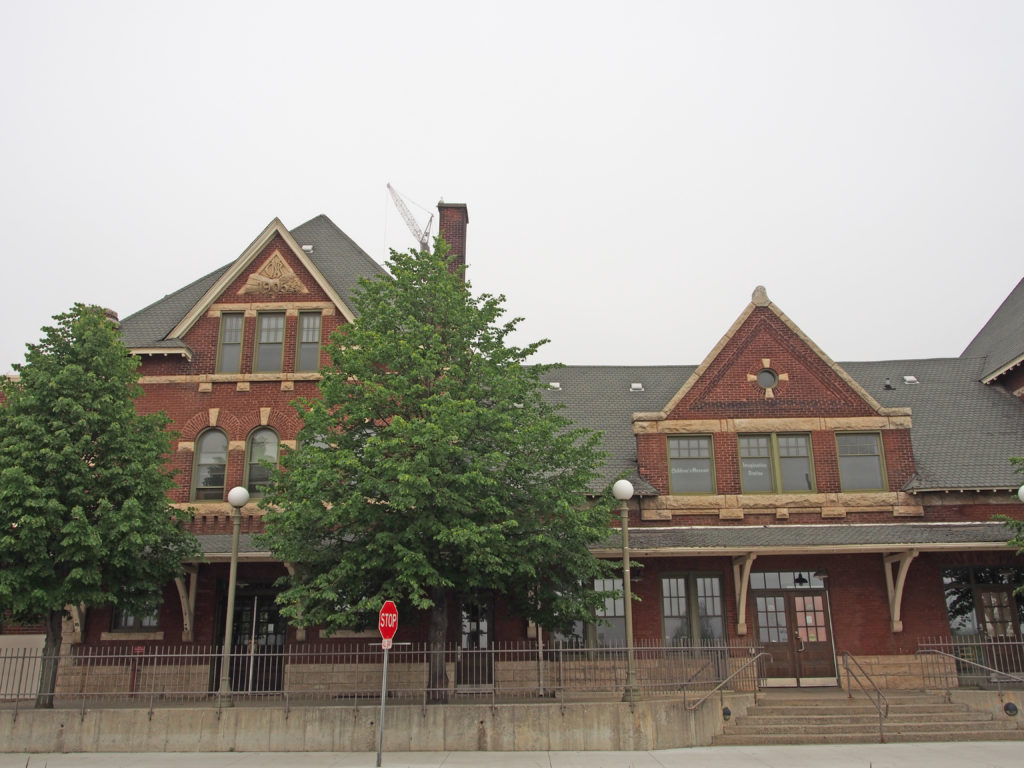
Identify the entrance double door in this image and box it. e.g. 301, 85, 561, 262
752, 573, 837, 686
225, 592, 286, 694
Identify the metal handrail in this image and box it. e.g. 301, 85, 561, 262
842, 651, 888, 743
915, 648, 1024, 693
685, 651, 771, 712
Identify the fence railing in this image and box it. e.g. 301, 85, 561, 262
917, 638, 1024, 692
917, 635, 1024, 691
0, 640, 764, 711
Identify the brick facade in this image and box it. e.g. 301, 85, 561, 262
5, 211, 1022, 694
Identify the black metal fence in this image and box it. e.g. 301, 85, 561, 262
0, 640, 765, 711
917, 635, 1024, 690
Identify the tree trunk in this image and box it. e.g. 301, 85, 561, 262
35, 608, 63, 709
427, 586, 449, 702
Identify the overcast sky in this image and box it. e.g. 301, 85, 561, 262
2, 1, 1021, 374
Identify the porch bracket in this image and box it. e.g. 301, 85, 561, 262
732, 552, 758, 636
284, 562, 306, 642
67, 603, 86, 643
174, 566, 199, 643
883, 549, 918, 633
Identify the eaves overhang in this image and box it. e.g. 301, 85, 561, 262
589, 521, 1016, 559
129, 347, 193, 361
981, 353, 1024, 384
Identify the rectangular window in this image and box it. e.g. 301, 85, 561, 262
739, 436, 773, 492
738, 434, 813, 493
836, 433, 885, 491
943, 567, 1024, 637
661, 574, 724, 644
668, 436, 714, 494
594, 577, 625, 647
778, 435, 813, 491
112, 607, 159, 631
255, 313, 285, 373
217, 313, 243, 373
296, 312, 322, 372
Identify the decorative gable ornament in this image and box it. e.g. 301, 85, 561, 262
747, 358, 790, 399
241, 251, 308, 295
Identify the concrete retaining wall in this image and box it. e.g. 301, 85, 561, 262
0, 695, 754, 753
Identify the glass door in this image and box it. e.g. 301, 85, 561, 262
751, 571, 837, 687
457, 597, 494, 687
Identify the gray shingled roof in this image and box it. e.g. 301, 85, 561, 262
596, 522, 1017, 553
844, 358, 1024, 490
195, 534, 268, 557
119, 266, 229, 351
118, 215, 387, 349
542, 357, 1024, 494
540, 366, 694, 493
961, 276, 1024, 381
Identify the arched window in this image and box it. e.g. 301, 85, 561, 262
193, 430, 228, 500
246, 428, 279, 496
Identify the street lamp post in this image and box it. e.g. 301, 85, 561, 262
612, 478, 637, 702
218, 485, 250, 705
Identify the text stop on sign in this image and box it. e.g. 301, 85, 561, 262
379, 600, 398, 642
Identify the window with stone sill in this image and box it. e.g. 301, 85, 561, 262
296, 311, 322, 372
738, 433, 814, 493
216, 312, 244, 374
111, 607, 159, 631
254, 312, 285, 373
668, 435, 714, 494
836, 432, 886, 491
245, 428, 279, 497
193, 429, 227, 501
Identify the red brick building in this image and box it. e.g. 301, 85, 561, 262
5, 206, 1023, 692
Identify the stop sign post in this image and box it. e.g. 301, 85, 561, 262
376, 600, 398, 767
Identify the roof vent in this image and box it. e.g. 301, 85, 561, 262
549, 382, 562, 391
884, 377, 895, 390
903, 375, 920, 385
630, 382, 644, 392
301, 244, 314, 254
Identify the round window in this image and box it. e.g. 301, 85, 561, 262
757, 369, 778, 389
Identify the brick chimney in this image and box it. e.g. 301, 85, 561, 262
437, 202, 469, 277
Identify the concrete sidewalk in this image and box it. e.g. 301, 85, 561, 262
2, 742, 1022, 768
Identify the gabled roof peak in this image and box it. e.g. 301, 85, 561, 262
635, 285, 895, 421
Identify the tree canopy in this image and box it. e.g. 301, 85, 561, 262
0, 304, 198, 706
261, 241, 618, 658
1001, 456, 1024, 589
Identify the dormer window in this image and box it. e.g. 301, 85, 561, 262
836, 433, 886, 491
739, 434, 814, 493
668, 436, 714, 494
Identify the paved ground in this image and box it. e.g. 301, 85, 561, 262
2, 743, 1022, 768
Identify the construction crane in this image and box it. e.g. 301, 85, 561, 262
387, 183, 434, 253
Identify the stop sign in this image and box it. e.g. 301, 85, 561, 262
378, 600, 398, 641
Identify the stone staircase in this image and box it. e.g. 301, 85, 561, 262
715, 689, 1024, 745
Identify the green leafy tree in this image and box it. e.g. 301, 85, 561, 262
1000, 457, 1024, 594
0, 305, 198, 708
261, 241, 617, 698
